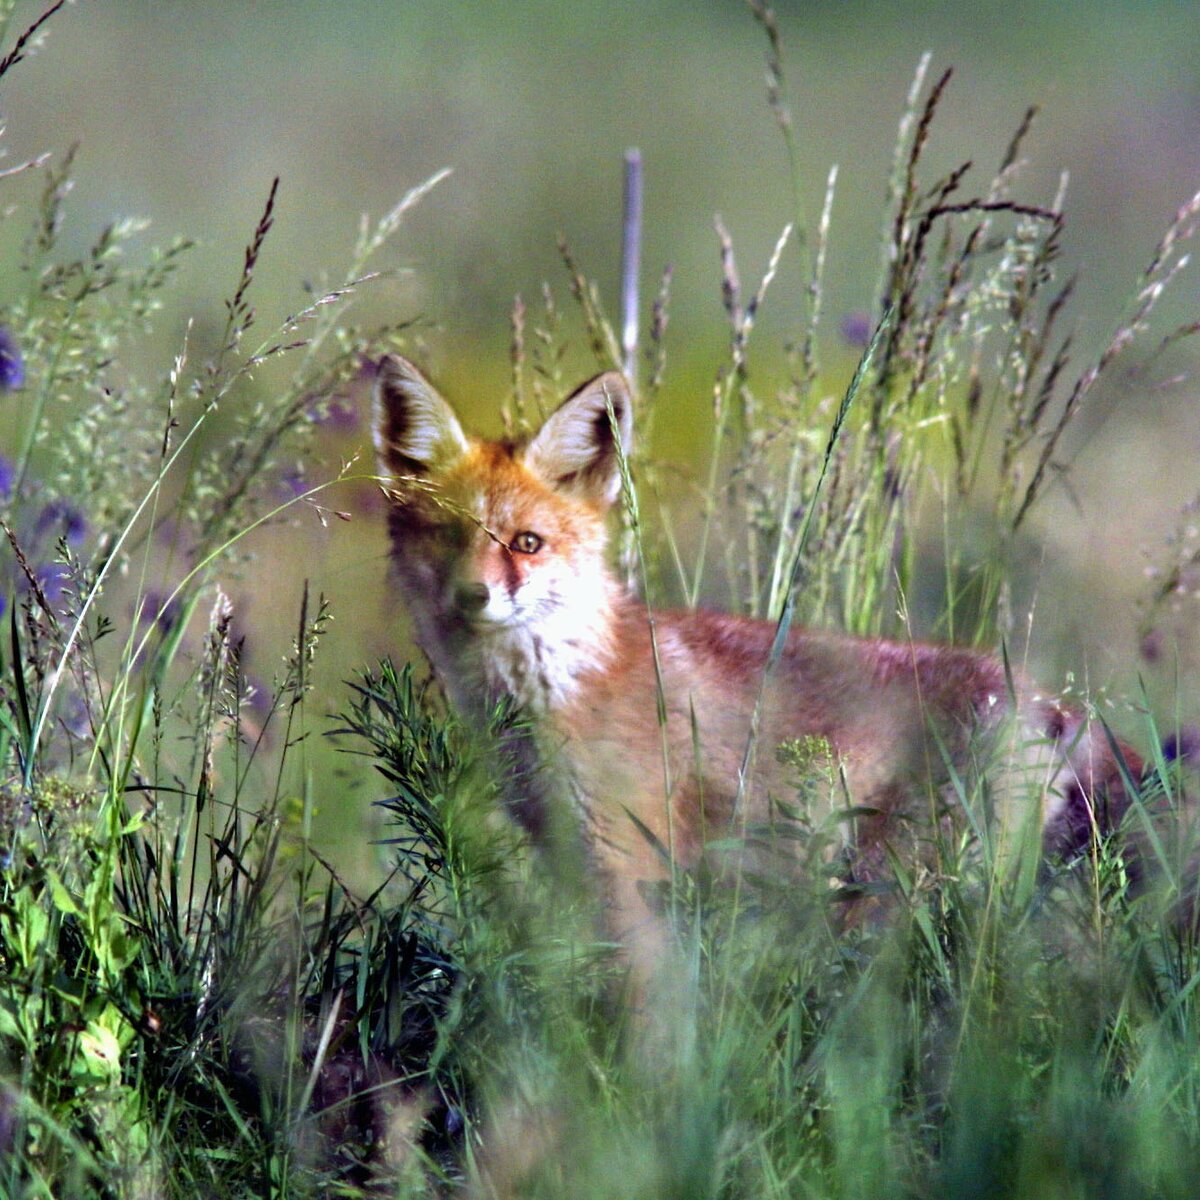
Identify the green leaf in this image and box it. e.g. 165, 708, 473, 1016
45, 868, 80, 916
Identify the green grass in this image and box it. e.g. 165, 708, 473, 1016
2, 3, 1200, 1196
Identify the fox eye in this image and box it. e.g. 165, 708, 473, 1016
510, 530, 544, 555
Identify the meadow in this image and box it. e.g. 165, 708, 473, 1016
3, 1, 1200, 1196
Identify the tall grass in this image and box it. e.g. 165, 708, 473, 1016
0, 4, 458, 1191
1, 1, 1200, 1197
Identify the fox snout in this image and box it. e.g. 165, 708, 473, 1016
452, 580, 491, 616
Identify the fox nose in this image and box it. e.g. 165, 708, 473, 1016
453, 581, 490, 615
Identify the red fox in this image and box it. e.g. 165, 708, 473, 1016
372, 354, 1142, 972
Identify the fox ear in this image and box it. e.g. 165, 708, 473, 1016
373, 354, 469, 480
524, 372, 633, 507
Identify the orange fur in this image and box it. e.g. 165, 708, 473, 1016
372, 355, 1142, 978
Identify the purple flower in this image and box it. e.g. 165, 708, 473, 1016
35, 500, 87, 548
242, 673, 273, 722
135, 590, 181, 633
1163, 725, 1200, 764
0, 457, 13, 499
0, 328, 24, 391
308, 396, 360, 432
839, 311, 874, 349
278, 466, 308, 498
34, 562, 70, 605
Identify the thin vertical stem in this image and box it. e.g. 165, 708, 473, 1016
620, 148, 643, 388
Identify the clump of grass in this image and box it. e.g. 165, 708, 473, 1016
0, 4, 464, 1193
347, 697, 1199, 1199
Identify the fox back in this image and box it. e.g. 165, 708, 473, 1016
373, 354, 1142, 963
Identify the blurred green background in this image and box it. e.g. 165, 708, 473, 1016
3, 0, 1199, 880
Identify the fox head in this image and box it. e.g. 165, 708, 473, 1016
372, 354, 633, 709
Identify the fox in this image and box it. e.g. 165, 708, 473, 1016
371, 352, 1144, 982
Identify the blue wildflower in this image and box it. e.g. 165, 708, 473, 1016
35, 500, 87, 548
243, 674, 272, 721
0, 327, 24, 391
135, 590, 181, 633
278, 466, 307, 498
34, 562, 70, 605
308, 396, 360, 431
1163, 725, 1200, 764
839, 311, 874, 349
